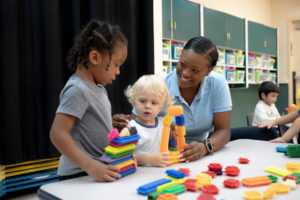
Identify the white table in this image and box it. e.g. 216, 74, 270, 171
38, 139, 300, 200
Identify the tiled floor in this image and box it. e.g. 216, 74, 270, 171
2, 188, 39, 200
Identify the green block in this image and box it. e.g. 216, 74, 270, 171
286, 145, 300, 157
168, 147, 178, 151
104, 149, 134, 158
266, 175, 278, 183
161, 184, 186, 195
291, 173, 300, 183
148, 191, 161, 200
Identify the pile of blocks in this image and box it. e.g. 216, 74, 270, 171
100, 127, 140, 178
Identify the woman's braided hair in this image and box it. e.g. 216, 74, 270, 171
67, 20, 127, 73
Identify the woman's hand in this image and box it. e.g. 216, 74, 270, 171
112, 114, 130, 131
269, 137, 287, 143
180, 142, 208, 162
258, 120, 276, 129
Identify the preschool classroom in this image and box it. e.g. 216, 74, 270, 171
1, 0, 300, 200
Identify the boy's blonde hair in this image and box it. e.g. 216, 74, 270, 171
125, 75, 172, 110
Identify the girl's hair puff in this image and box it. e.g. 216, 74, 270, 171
125, 75, 172, 110
67, 19, 128, 72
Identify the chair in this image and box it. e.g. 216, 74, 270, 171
246, 113, 254, 127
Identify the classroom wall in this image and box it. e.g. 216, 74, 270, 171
190, 0, 272, 26
270, 0, 300, 103
230, 84, 289, 127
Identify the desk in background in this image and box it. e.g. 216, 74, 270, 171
38, 139, 300, 200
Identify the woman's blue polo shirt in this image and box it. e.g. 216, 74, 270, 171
164, 71, 232, 143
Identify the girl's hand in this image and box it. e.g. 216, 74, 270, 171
112, 114, 130, 131
85, 159, 120, 182
269, 137, 287, 143
147, 152, 170, 167
258, 120, 276, 129
180, 142, 207, 162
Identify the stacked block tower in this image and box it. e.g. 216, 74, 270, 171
100, 127, 140, 178
160, 105, 186, 164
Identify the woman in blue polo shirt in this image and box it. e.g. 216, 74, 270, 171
113, 36, 232, 162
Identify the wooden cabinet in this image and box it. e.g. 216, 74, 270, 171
248, 21, 277, 56
162, 0, 200, 41
204, 7, 245, 50
159, 1, 278, 88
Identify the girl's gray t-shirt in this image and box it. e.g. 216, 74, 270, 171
56, 74, 111, 176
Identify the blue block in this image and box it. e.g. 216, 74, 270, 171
137, 178, 172, 195
276, 146, 286, 153
100, 155, 133, 165
119, 167, 136, 178
111, 134, 140, 145
175, 115, 185, 125
165, 169, 186, 179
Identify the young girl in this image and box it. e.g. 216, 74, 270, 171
125, 75, 172, 167
50, 20, 128, 182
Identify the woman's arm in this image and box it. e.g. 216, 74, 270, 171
270, 116, 300, 143
209, 111, 231, 151
181, 111, 231, 162
259, 111, 300, 129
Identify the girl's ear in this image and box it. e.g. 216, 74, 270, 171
88, 50, 101, 65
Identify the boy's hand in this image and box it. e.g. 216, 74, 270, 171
112, 114, 130, 131
85, 159, 120, 182
269, 137, 287, 143
147, 152, 170, 167
258, 120, 276, 129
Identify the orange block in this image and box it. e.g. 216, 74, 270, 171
157, 193, 178, 200
163, 115, 172, 126
177, 136, 186, 150
242, 176, 272, 187
160, 127, 170, 153
175, 126, 186, 136
168, 105, 183, 116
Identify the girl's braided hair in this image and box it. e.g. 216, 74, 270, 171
67, 20, 127, 72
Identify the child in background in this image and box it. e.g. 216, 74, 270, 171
50, 20, 128, 182
259, 109, 300, 143
125, 75, 172, 167
252, 81, 280, 126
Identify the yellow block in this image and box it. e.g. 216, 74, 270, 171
195, 173, 212, 188
168, 105, 183, 116
243, 190, 263, 200
175, 126, 186, 136
263, 187, 275, 199
105, 144, 136, 155
115, 159, 135, 168
163, 115, 172, 126
160, 127, 170, 153
264, 166, 292, 177
157, 181, 178, 192
285, 162, 300, 173
165, 176, 186, 183
270, 183, 291, 194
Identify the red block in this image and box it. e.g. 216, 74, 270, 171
238, 157, 250, 164
223, 178, 240, 188
208, 163, 223, 171
224, 166, 240, 176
